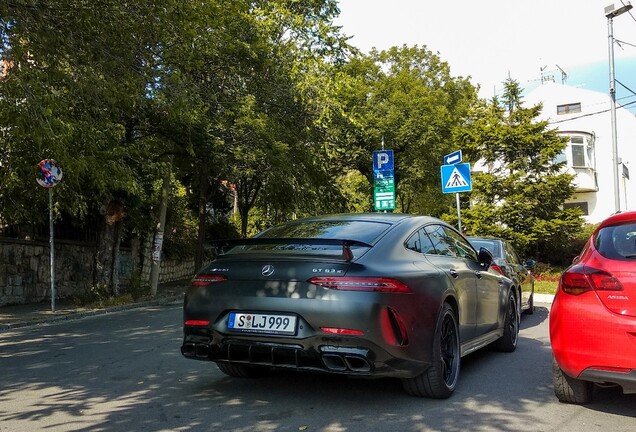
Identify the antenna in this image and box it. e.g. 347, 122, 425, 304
555, 64, 568, 84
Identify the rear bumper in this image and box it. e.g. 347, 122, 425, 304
579, 368, 636, 394
181, 330, 429, 378
550, 291, 636, 390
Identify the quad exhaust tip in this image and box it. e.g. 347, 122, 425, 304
321, 353, 371, 372
181, 343, 210, 359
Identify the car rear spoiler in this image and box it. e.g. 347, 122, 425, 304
211, 238, 373, 262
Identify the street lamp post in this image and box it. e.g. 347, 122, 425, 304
605, 2, 633, 213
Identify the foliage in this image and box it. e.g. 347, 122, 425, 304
317, 45, 478, 216
0, 3, 593, 285
453, 79, 584, 264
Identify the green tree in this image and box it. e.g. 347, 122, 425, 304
317, 45, 478, 215
456, 79, 583, 263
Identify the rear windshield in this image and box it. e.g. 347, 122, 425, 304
258, 220, 391, 243
595, 222, 636, 260
221, 220, 392, 257
468, 239, 502, 258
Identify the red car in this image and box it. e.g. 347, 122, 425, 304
550, 211, 636, 404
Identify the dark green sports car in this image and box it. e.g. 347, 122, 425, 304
181, 213, 518, 398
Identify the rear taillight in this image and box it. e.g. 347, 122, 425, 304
560, 264, 623, 295
307, 277, 413, 293
192, 274, 227, 286
490, 264, 505, 276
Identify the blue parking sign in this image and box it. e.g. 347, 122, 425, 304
373, 150, 394, 172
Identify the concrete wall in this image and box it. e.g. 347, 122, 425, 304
0, 237, 195, 306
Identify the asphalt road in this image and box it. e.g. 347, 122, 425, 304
0, 302, 635, 432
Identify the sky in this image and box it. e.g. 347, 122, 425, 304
334, 0, 636, 104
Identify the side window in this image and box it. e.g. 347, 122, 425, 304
405, 229, 438, 255
424, 225, 456, 257
504, 243, 522, 265
405, 231, 422, 253
419, 230, 438, 255
443, 227, 479, 261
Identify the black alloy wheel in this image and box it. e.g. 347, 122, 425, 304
402, 303, 460, 398
495, 292, 519, 352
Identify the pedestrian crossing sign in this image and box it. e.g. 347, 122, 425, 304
441, 163, 472, 193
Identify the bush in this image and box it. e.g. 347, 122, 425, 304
532, 263, 565, 281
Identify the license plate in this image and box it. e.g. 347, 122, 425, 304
227, 312, 297, 335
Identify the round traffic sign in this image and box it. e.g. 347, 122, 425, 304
37, 159, 63, 188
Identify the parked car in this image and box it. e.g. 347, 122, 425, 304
550, 211, 636, 404
181, 213, 518, 398
466, 236, 536, 315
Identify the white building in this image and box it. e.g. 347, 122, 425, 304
524, 82, 636, 224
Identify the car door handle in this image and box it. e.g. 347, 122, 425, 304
474, 271, 483, 279
449, 269, 459, 278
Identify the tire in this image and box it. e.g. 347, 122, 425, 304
494, 292, 519, 352
524, 288, 534, 315
216, 362, 269, 378
552, 356, 592, 404
402, 303, 460, 399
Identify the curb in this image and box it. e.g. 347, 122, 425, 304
0, 295, 182, 332
534, 293, 555, 304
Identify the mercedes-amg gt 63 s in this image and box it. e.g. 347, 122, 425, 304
181, 213, 518, 398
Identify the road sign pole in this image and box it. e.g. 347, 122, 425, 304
49, 188, 56, 312
456, 192, 462, 233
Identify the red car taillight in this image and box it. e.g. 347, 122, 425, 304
191, 274, 227, 286
560, 264, 623, 295
307, 277, 414, 293
490, 264, 505, 276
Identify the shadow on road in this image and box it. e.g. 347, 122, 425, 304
1, 303, 635, 432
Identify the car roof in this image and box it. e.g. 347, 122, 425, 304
598, 211, 636, 230
466, 236, 504, 242
287, 213, 440, 225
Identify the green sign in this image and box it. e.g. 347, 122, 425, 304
374, 176, 395, 211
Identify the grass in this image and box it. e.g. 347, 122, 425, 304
532, 266, 563, 295
534, 279, 558, 295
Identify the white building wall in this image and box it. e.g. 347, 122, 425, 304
524, 82, 636, 224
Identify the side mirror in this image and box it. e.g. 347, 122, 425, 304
478, 247, 494, 269
524, 259, 536, 269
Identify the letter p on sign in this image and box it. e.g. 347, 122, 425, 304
373, 150, 394, 171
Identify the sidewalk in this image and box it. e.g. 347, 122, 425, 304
0, 282, 187, 331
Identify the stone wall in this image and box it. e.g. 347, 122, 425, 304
0, 237, 196, 306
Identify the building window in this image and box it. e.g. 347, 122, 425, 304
571, 136, 586, 167
557, 103, 581, 115
564, 202, 589, 215
554, 133, 595, 169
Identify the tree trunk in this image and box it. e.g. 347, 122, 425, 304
111, 223, 122, 296
94, 199, 125, 295
195, 160, 209, 271
237, 177, 261, 238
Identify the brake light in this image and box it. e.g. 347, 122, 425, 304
308, 277, 413, 293
560, 264, 623, 295
192, 274, 227, 286
490, 264, 505, 275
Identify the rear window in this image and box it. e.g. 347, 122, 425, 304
258, 220, 391, 243
595, 223, 636, 260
